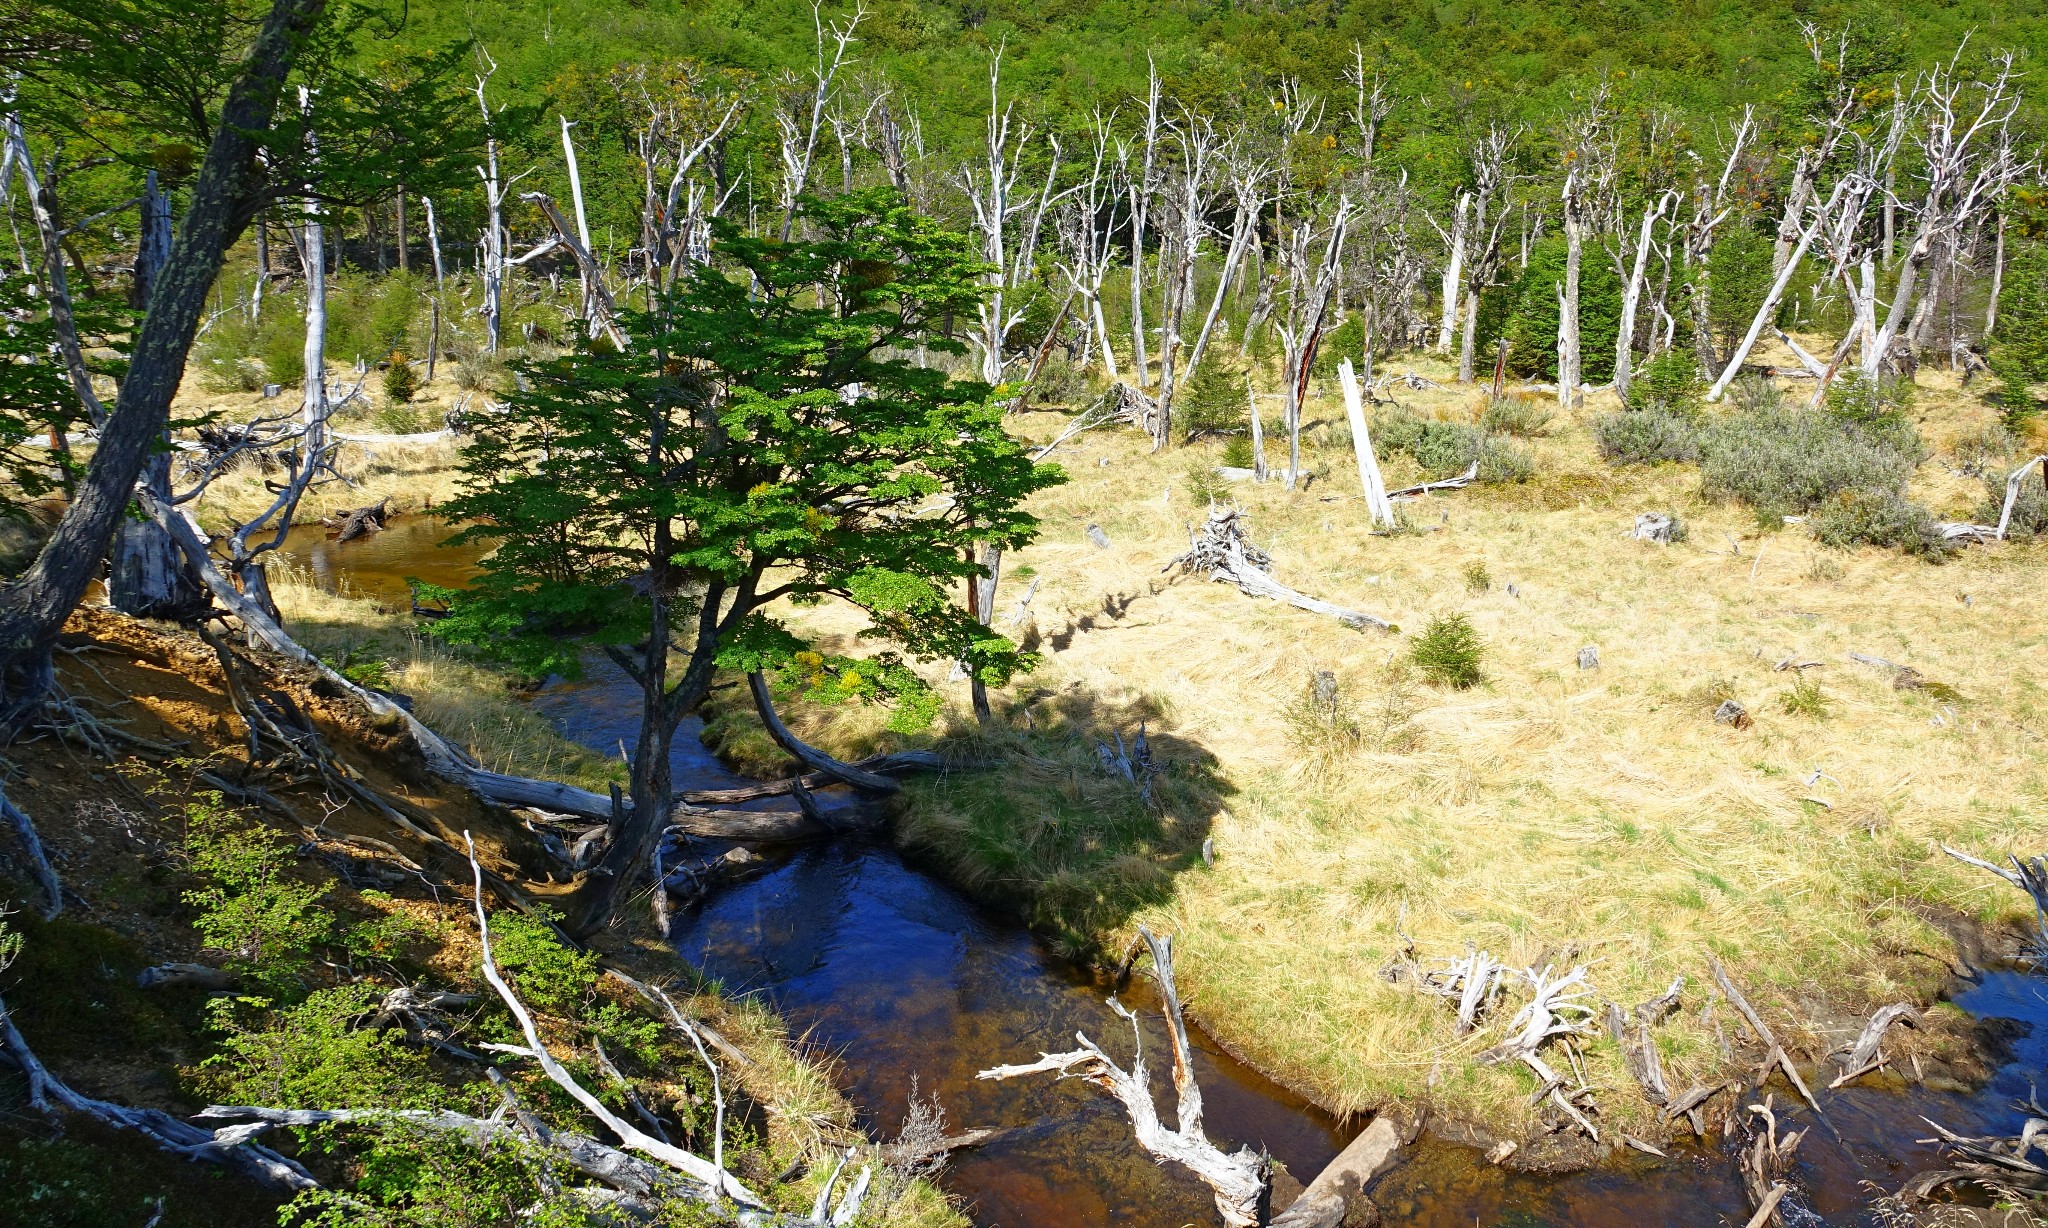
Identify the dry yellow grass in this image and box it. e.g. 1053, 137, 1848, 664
747, 349, 2048, 1139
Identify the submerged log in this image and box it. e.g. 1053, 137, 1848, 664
1270, 1114, 1402, 1227
324, 497, 392, 542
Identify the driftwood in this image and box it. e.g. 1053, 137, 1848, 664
1479, 964, 1603, 1140
1628, 513, 1680, 543
1608, 977, 1684, 1105
1418, 946, 1508, 1036
1269, 1114, 1403, 1228
1996, 455, 2048, 541
979, 927, 1272, 1227
1167, 505, 1396, 632
136, 962, 239, 991
1707, 956, 1824, 1118
1828, 1002, 1918, 1088
746, 672, 899, 794
323, 497, 391, 542
1906, 1115, 2048, 1199
1337, 359, 1394, 527
1387, 463, 1479, 500
1942, 845, 2048, 959
1739, 1096, 1806, 1226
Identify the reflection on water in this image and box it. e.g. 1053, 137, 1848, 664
286, 522, 2048, 1227
278, 516, 487, 610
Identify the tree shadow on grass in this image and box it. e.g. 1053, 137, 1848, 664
893, 683, 1235, 965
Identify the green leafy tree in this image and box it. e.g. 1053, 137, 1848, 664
1991, 239, 2048, 423
431, 190, 1063, 933
1701, 222, 1777, 358
0, 273, 84, 515
1503, 237, 1623, 382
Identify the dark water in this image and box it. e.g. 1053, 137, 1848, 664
280, 526, 2048, 1228
279, 516, 486, 610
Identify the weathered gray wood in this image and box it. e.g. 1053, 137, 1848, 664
0, 784, 61, 918
136, 963, 238, 990
1707, 956, 1824, 1118
1168, 506, 1396, 632
1270, 1114, 1402, 1227
1827, 1002, 1917, 1088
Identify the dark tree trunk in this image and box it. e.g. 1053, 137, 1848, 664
0, 0, 328, 734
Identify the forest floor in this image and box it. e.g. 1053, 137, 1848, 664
705, 343, 2048, 1152
0, 603, 961, 1228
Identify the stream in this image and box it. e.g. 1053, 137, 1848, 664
284, 516, 2048, 1227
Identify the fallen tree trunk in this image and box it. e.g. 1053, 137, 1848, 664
1270, 1114, 1403, 1227
324, 497, 391, 542
1166, 505, 1396, 632
677, 750, 957, 804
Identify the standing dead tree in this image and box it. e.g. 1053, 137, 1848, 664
773, 0, 865, 240
1152, 111, 1224, 449
1056, 110, 1125, 383
616, 61, 747, 291
1449, 125, 1519, 384
1273, 196, 1352, 488
1182, 127, 1270, 386
1670, 105, 1756, 376
1555, 90, 1613, 408
979, 928, 1271, 1227
959, 47, 1069, 387
1121, 60, 1165, 388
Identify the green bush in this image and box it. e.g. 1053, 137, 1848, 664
284, 1120, 587, 1228
1809, 487, 1955, 560
1311, 314, 1368, 378
1779, 675, 1829, 719
197, 984, 442, 1110
481, 910, 596, 1015
1478, 394, 1553, 437
1989, 239, 2048, 424
1501, 236, 1624, 382
182, 796, 332, 995
257, 300, 307, 387
194, 306, 266, 393
1698, 223, 1777, 356
1221, 434, 1256, 469
1823, 371, 1914, 430
1371, 408, 1533, 483
1698, 399, 1926, 519
1178, 357, 1249, 440
1592, 406, 1703, 465
382, 350, 418, 404
1410, 613, 1485, 689
1629, 350, 1706, 413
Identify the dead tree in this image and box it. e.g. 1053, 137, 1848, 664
1556, 91, 1613, 408
615, 61, 746, 289
1452, 125, 1519, 384
979, 929, 1271, 1227
1667, 105, 1756, 375
1056, 110, 1124, 383
1152, 112, 1223, 449
1772, 24, 1874, 276
1166, 505, 1394, 630
774, 1, 865, 240
1121, 61, 1165, 387
960, 48, 1069, 387
1273, 197, 1352, 489
1182, 128, 1270, 385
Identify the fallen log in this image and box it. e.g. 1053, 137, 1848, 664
1707, 956, 1825, 1119
136, 962, 238, 991
0, 783, 62, 918
1941, 845, 2048, 958
677, 750, 956, 805
1270, 1115, 1403, 1227
1828, 1002, 1917, 1088
1388, 462, 1479, 500
1166, 505, 1396, 632
324, 496, 391, 542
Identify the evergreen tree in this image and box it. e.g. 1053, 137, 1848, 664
1503, 238, 1623, 382
430, 191, 1064, 933
1991, 239, 2048, 422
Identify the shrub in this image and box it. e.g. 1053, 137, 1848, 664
1698, 223, 1777, 356
1410, 613, 1485, 689
1502, 236, 1624, 381
1593, 406, 1702, 465
1372, 408, 1534, 483
197, 984, 441, 1110
195, 305, 266, 392
1951, 422, 2019, 477
1989, 239, 2048, 424
381, 350, 418, 404
451, 350, 506, 392
1220, 434, 1255, 470
481, 910, 595, 1015
1311, 314, 1368, 377
1183, 458, 1226, 505
1179, 357, 1249, 440
1779, 675, 1829, 719
1629, 350, 1705, 413
1809, 486, 1955, 560
1479, 394, 1553, 437
1699, 401, 1926, 519
256, 301, 307, 387
1031, 356, 1092, 408
1462, 559, 1491, 594
1824, 371, 1914, 430
182, 796, 332, 995
1284, 670, 1362, 756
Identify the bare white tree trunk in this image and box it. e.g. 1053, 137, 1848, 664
1987, 211, 2006, 339
1125, 61, 1163, 387
1436, 191, 1469, 352
1615, 192, 1676, 402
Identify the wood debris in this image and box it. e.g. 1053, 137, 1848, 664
1166, 505, 1396, 632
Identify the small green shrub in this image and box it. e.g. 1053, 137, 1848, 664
1284, 670, 1362, 755
451, 350, 506, 393
381, 350, 418, 404
256, 302, 306, 386
197, 984, 442, 1110
1779, 675, 1829, 719
1179, 358, 1249, 440
482, 910, 596, 1015
182, 796, 332, 995
1810, 487, 1955, 559
1478, 394, 1553, 437
1220, 434, 1255, 469
1311, 314, 1368, 378
1183, 458, 1227, 505
195, 308, 266, 392
1410, 613, 1485, 689
1462, 559, 1491, 594
343, 892, 431, 963
1628, 350, 1706, 413
1824, 371, 1914, 430
1951, 422, 2019, 477
1372, 409, 1534, 484
284, 1120, 585, 1228
1593, 406, 1702, 465
1031, 357, 1092, 407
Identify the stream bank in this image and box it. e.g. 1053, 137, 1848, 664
284, 517, 2048, 1228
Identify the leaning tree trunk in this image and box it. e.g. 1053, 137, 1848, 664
0, 0, 329, 735
111, 171, 210, 621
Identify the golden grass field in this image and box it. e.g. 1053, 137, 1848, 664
725, 345, 2048, 1141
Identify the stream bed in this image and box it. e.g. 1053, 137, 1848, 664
285, 518, 2048, 1227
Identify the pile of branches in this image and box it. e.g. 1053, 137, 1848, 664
1166, 505, 1394, 632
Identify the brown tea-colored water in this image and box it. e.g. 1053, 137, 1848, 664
278, 516, 486, 610
282, 525, 2048, 1228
